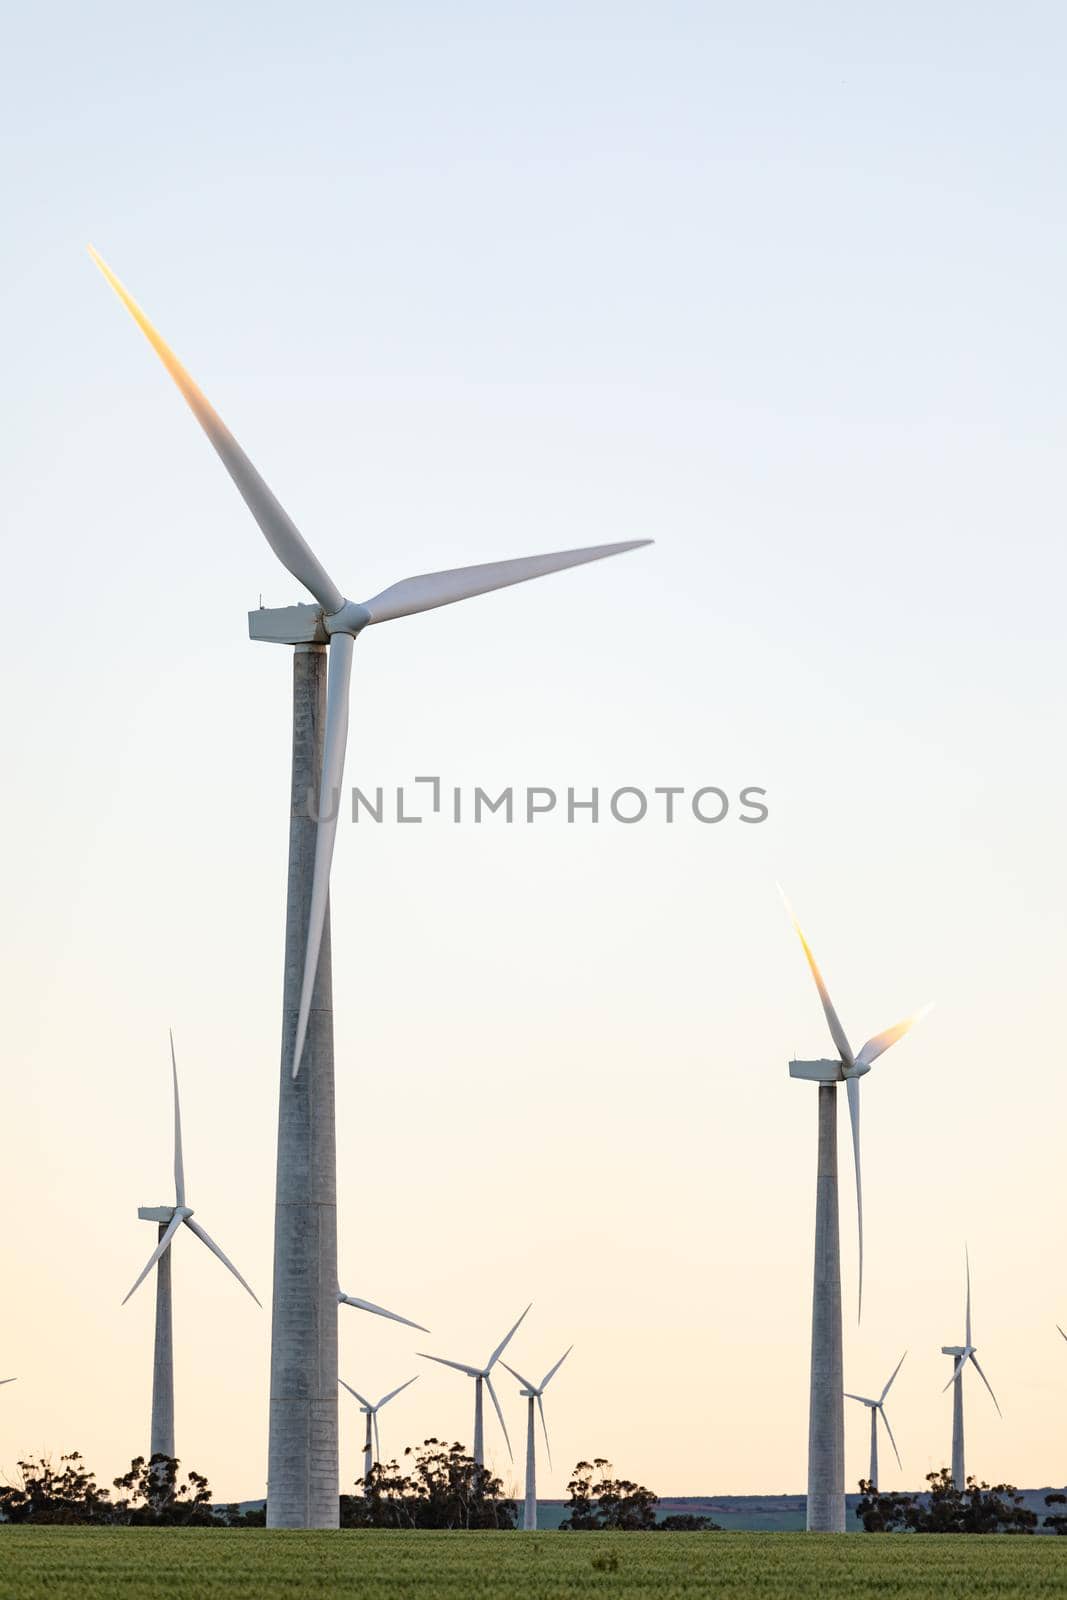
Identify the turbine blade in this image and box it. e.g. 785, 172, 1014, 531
484, 1372, 512, 1459
377, 1375, 419, 1410
183, 1217, 261, 1306
499, 1359, 536, 1392
169, 1030, 185, 1209
122, 1210, 184, 1304
292, 631, 354, 1079
339, 1379, 374, 1410
537, 1391, 552, 1469
360, 542, 650, 627
337, 1292, 428, 1332
969, 1353, 1002, 1418
965, 1247, 972, 1349
417, 1353, 483, 1379
943, 1357, 965, 1394
878, 1405, 903, 1472
0, 1379, 15, 1386
540, 1345, 573, 1391
855, 1006, 931, 1069
88, 250, 345, 616
1058, 1325, 1067, 1344
487, 1303, 532, 1370
778, 889, 854, 1065
844, 1392, 875, 1405
846, 1074, 863, 1321
880, 1350, 907, 1404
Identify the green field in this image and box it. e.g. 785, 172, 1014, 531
2, 1529, 1066, 1599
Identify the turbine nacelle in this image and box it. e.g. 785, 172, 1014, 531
788, 1058, 871, 1084
138, 1205, 193, 1224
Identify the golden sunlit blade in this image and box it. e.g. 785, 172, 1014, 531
854, 1004, 933, 1069
777, 884, 854, 1066
87, 247, 344, 615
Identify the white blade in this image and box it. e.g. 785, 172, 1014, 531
942, 1356, 965, 1394
291, 631, 354, 1078
1059, 1325, 1067, 1344
88, 250, 345, 616
377, 1375, 419, 1410
484, 1371, 512, 1459
169, 1029, 185, 1209
339, 1379, 374, 1410
536, 1391, 552, 1469
0, 1378, 17, 1386
965, 1247, 972, 1348
880, 1350, 907, 1404
183, 1216, 261, 1306
499, 1359, 536, 1392
844, 1392, 875, 1405
417, 1352, 483, 1379
487, 1303, 532, 1370
778, 889, 854, 1066
969, 1352, 1002, 1417
372, 1412, 381, 1464
846, 1074, 863, 1321
338, 1292, 428, 1332
360, 542, 650, 627
878, 1404, 903, 1471
122, 1210, 184, 1304
855, 1007, 931, 1069
540, 1345, 573, 1391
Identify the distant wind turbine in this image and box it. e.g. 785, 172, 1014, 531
781, 889, 926, 1532
124, 1032, 259, 1462
419, 1305, 531, 1466
91, 247, 649, 1529
501, 1346, 572, 1529
339, 1376, 418, 1483
845, 1352, 905, 1489
942, 1247, 1001, 1489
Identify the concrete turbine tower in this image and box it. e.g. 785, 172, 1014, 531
419, 1304, 531, 1467
124, 1032, 260, 1463
782, 892, 926, 1532
339, 1376, 418, 1485
845, 1351, 905, 1489
941, 1248, 1001, 1489
91, 251, 649, 1529
500, 1346, 572, 1529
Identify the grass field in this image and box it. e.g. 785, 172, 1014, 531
2, 1529, 1067, 1599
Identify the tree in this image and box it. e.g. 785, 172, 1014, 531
111, 1454, 218, 1526
560, 1459, 659, 1531
656, 1512, 722, 1531
855, 1470, 1037, 1533
341, 1440, 516, 1530
0, 1453, 114, 1524
1043, 1491, 1067, 1534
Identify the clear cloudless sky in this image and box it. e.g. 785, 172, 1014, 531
2, 1, 1065, 1502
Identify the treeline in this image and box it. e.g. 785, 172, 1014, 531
0, 1453, 261, 1526
857, 1469, 1067, 1534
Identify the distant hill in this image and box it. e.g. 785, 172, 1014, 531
231, 1488, 1067, 1532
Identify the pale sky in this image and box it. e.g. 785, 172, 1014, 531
2, 1, 1066, 1502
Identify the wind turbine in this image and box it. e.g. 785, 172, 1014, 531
91, 250, 649, 1529
845, 1351, 905, 1489
941, 1248, 1001, 1489
500, 1346, 572, 1529
339, 1375, 418, 1484
418, 1304, 531, 1466
124, 1032, 259, 1463
782, 891, 926, 1532
337, 1287, 428, 1332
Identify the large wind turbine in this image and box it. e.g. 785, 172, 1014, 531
782, 893, 925, 1532
419, 1304, 531, 1467
91, 251, 649, 1528
339, 1375, 418, 1484
942, 1248, 1001, 1489
124, 1032, 259, 1463
845, 1351, 905, 1489
500, 1346, 572, 1529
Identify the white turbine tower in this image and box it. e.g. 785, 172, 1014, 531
941, 1248, 1001, 1489
92, 250, 649, 1529
418, 1305, 531, 1467
782, 891, 926, 1532
124, 1032, 259, 1463
339, 1376, 418, 1484
500, 1346, 572, 1529
845, 1351, 905, 1489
